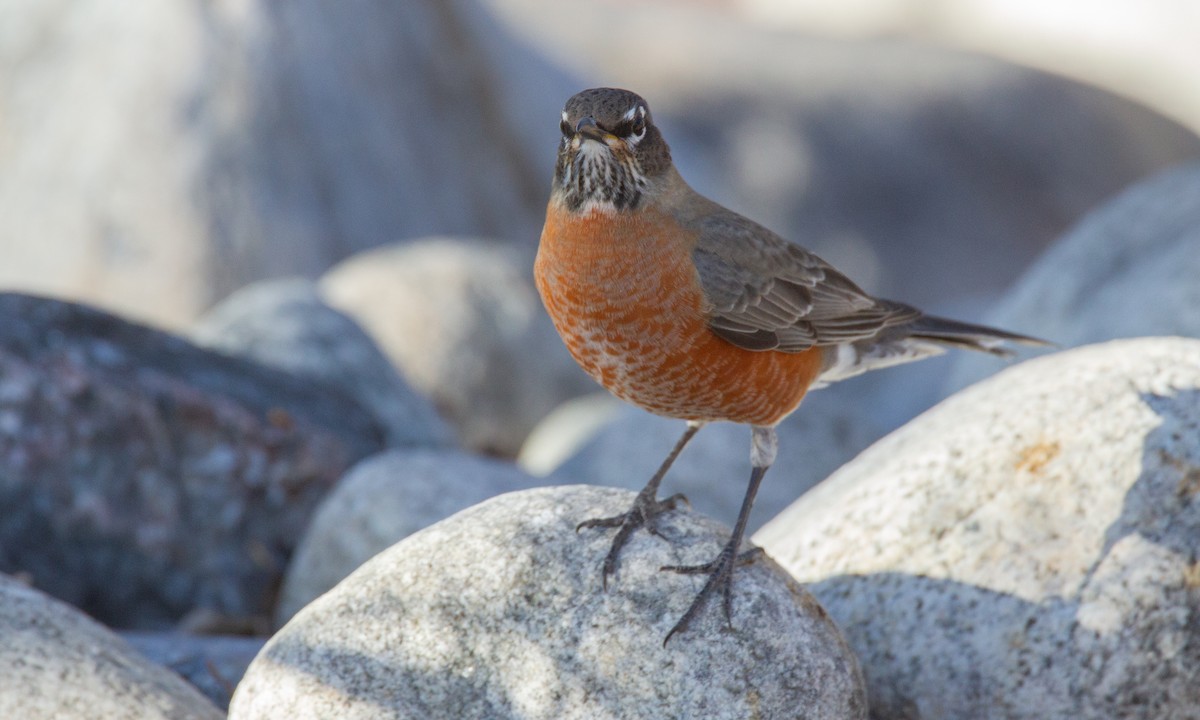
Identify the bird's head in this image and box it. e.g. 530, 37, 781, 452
552, 88, 672, 214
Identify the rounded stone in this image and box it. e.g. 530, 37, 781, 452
232, 486, 867, 720
756, 337, 1200, 719
0, 574, 223, 720
276, 448, 547, 624
320, 237, 594, 456
193, 277, 454, 450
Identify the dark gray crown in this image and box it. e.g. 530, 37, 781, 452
562, 88, 654, 131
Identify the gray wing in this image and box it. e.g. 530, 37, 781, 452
689, 209, 919, 352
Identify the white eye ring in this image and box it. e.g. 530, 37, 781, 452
625, 105, 648, 144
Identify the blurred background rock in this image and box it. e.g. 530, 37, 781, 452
2, 0, 1198, 447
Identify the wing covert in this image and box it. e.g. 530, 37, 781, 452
689, 209, 919, 352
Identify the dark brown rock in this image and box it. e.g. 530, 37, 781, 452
0, 293, 387, 628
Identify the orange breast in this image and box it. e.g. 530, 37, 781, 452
535, 202, 823, 426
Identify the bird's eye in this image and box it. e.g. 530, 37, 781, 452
630, 107, 647, 139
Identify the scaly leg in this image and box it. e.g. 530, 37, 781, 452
660, 425, 776, 644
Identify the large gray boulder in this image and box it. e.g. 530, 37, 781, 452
947, 162, 1200, 394
193, 277, 454, 449
0, 0, 569, 327
0, 293, 387, 629
0, 574, 223, 720
276, 448, 548, 624
540, 386, 887, 532
321, 237, 594, 456
756, 338, 1200, 719
231, 486, 868, 720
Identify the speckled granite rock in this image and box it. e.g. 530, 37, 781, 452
0, 574, 223, 720
757, 337, 1200, 719
231, 486, 867, 720
0, 293, 387, 629
276, 448, 547, 624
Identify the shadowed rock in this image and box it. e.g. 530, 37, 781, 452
0, 293, 387, 628
193, 277, 455, 449
122, 631, 267, 712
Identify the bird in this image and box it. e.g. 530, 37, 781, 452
534, 87, 1047, 644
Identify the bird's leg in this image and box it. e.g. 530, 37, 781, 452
660, 425, 776, 644
577, 421, 703, 588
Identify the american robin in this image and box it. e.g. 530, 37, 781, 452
534, 87, 1046, 643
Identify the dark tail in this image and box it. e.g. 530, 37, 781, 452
905, 314, 1052, 357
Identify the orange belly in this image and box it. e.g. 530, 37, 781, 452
535, 202, 822, 426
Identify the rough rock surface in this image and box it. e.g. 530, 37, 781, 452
756, 338, 1200, 719
193, 278, 454, 449
0, 0, 569, 327
947, 162, 1200, 393
231, 486, 868, 720
0, 574, 223, 720
122, 632, 266, 712
545, 386, 886, 532
277, 448, 547, 624
0, 293, 387, 628
321, 237, 594, 456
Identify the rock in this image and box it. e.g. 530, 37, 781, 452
755, 338, 1200, 719
0, 0, 571, 327
276, 448, 547, 624
192, 277, 455, 449
544, 386, 887, 532
0, 293, 387, 629
230, 486, 867, 720
946, 162, 1200, 394
321, 237, 595, 456
122, 632, 266, 712
517, 392, 624, 476
0, 574, 223, 720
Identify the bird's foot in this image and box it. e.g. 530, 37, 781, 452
659, 543, 765, 645
577, 491, 690, 589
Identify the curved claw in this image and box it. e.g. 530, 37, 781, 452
576, 513, 632, 533
660, 547, 761, 575
661, 545, 762, 644
577, 494, 686, 589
